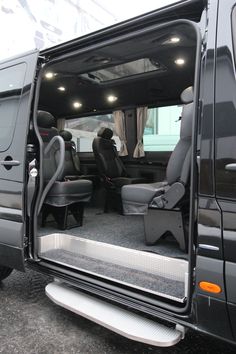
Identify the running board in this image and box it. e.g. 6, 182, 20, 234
46, 281, 185, 347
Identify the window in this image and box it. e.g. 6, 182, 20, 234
65, 114, 120, 152
88, 58, 166, 83
143, 105, 182, 151
0, 63, 26, 151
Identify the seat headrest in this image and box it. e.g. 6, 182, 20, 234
97, 127, 113, 140
181, 86, 194, 104
37, 110, 56, 128
59, 130, 72, 142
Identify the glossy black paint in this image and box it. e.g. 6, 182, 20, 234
193, 294, 234, 341
227, 303, 236, 340
198, 18, 216, 196
214, 0, 236, 341
197, 197, 222, 259
0, 51, 38, 271
2, 0, 236, 345
214, 7, 236, 320
35, 0, 236, 341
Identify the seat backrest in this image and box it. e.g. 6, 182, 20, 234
37, 110, 59, 181
166, 86, 194, 186
92, 127, 126, 179
56, 130, 81, 179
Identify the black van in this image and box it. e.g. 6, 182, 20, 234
1, 0, 236, 347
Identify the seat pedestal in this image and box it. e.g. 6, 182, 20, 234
42, 202, 84, 230
144, 208, 187, 251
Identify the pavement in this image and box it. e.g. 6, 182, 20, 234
0, 268, 235, 354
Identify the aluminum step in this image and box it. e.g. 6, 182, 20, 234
46, 281, 185, 347
39, 233, 188, 302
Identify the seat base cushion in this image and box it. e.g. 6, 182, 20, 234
45, 179, 92, 207
121, 181, 168, 215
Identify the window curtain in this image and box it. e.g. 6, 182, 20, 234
113, 110, 128, 156
133, 106, 148, 158
57, 118, 65, 131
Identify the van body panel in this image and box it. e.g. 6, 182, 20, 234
0, 219, 24, 247
0, 50, 39, 271
225, 262, 236, 303
194, 295, 234, 341
2, 0, 236, 346
197, 197, 222, 259
198, 0, 217, 197
195, 256, 225, 300
214, 0, 236, 339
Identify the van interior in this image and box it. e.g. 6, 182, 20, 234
31, 21, 199, 306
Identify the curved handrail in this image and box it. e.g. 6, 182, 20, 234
38, 135, 65, 213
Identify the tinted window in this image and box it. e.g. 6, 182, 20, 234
143, 105, 182, 151
0, 63, 26, 151
65, 114, 120, 152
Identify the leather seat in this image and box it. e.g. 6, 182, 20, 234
92, 127, 145, 212
56, 129, 99, 187
121, 86, 194, 250
37, 111, 92, 229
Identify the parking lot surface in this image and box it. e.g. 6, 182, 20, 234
0, 268, 235, 354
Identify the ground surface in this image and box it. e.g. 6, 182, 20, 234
0, 268, 236, 354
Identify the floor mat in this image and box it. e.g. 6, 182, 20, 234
39, 207, 187, 259
41, 248, 185, 301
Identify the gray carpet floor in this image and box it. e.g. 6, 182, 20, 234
39, 207, 187, 259
41, 249, 185, 301
39, 208, 187, 301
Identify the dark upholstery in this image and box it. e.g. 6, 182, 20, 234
38, 110, 56, 128
121, 86, 194, 250
55, 130, 80, 180
59, 129, 73, 142
37, 112, 92, 229
92, 127, 145, 183
97, 127, 113, 140
92, 127, 145, 212
45, 179, 92, 207
93, 127, 127, 179
56, 130, 98, 187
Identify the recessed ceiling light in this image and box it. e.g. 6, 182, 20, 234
174, 58, 185, 65
93, 109, 97, 112
58, 86, 66, 91
107, 95, 118, 103
45, 72, 55, 79
170, 37, 180, 43
73, 101, 82, 108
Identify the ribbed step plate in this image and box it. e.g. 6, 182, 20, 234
46, 281, 184, 347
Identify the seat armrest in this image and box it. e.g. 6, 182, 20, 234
150, 182, 185, 209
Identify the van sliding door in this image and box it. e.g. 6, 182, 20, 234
214, 0, 236, 339
0, 50, 39, 271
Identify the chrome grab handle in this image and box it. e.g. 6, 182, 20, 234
225, 163, 236, 171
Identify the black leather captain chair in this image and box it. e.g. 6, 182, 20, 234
121, 86, 194, 251
37, 111, 93, 230
92, 127, 145, 212
56, 129, 98, 188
